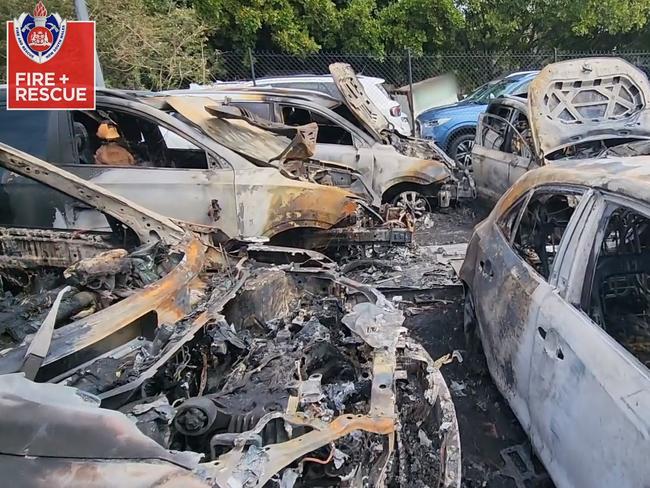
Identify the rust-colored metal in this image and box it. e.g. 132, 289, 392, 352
264, 186, 359, 235
0, 237, 207, 374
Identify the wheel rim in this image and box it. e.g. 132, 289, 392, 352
393, 191, 430, 219
455, 139, 474, 169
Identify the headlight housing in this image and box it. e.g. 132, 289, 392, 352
421, 117, 451, 128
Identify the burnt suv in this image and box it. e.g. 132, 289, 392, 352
0, 88, 409, 251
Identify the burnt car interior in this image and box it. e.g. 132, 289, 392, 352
281, 105, 354, 145
73, 109, 210, 169
585, 204, 650, 368
0, 171, 176, 347
501, 190, 582, 279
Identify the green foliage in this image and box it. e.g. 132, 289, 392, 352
0, 0, 213, 89
380, 0, 464, 53
457, 0, 650, 51
89, 0, 214, 89
3, 0, 650, 90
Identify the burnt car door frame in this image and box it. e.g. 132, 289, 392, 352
472, 99, 536, 202
60, 96, 245, 236
527, 189, 650, 487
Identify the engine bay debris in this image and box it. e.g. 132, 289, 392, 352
0, 142, 461, 487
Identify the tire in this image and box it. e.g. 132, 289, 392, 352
448, 132, 475, 170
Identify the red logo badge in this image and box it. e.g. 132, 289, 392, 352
6, 1, 95, 110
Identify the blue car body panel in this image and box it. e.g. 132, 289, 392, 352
418, 72, 538, 151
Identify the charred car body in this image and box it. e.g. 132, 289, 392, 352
0, 143, 461, 487
471, 58, 650, 202
165, 63, 475, 216
0, 88, 409, 251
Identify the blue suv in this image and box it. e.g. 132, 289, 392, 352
417, 71, 538, 168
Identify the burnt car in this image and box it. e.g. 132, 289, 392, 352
471, 58, 650, 202
166, 63, 475, 217
460, 158, 650, 487
0, 88, 409, 251
0, 143, 461, 487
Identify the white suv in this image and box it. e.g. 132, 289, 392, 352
199, 74, 412, 136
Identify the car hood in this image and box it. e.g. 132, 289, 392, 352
528, 57, 650, 157
329, 63, 390, 139
418, 101, 486, 121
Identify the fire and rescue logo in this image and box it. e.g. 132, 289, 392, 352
13, 1, 67, 64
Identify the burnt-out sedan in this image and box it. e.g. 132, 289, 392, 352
460, 159, 650, 487
0, 143, 461, 487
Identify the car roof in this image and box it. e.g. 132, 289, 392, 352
218, 74, 385, 85
504, 70, 539, 80
499, 157, 650, 213
160, 87, 342, 108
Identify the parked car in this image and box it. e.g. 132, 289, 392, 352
472, 58, 650, 202
165, 94, 463, 216
0, 88, 409, 250
0, 142, 461, 487
200, 71, 412, 136
460, 58, 650, 488
418, 71, 538, 167
460, 158, 650, 488
166, 65, 475, 215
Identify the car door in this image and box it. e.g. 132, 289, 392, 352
527, 191, 650, 488
0, 106, 85, 228
471, 105, 513, 201
470, 185, 591, 433
506, 107, 539, 187
62, 104, 241, 238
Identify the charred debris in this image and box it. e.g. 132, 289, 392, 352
0, 144, 461, 487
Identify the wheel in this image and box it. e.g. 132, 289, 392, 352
448, 132, 475, 170
391, 190, 431, 219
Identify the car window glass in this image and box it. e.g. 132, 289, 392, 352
584, 204, 650, 368
511, 190, 583, 279
280, 105, 353, 145
72, 110, 209, 169
0, 107, 75, 165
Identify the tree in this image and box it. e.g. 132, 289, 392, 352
456, 0, 650, 52
0, 0, 213, 89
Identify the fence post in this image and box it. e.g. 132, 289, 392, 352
249, 48, 257, 85
554, 47, 558, 63
74, 0, 105, 87
407, 49, 415, 136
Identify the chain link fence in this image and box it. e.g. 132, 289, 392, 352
215, 50, 650, 94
